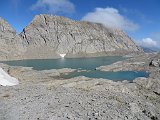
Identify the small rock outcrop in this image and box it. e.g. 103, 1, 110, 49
20, 14, 142, 58
149, 59, 160, 67
149, 53, 160, 67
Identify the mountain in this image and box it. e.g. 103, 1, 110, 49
0, 14, 142, 60
141, 46, 156, 53
20, 14, 142, 58
0, 17, 25, 60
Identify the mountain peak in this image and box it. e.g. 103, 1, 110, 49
0, 14, 143, 60
0, 17, 16, 33
20, 14, 142, 58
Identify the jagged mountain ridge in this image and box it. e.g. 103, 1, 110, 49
0, 14, 142, 60
0, 17, 25, 60
20, 14, 142, 56
141, 46, 156, 53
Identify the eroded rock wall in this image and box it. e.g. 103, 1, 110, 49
0, 17, 26, 60
0, 14, 142, 60
20, 14, 142, 58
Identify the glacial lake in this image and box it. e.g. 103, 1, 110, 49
63, 71, 149, 81
1, 56, 149, 81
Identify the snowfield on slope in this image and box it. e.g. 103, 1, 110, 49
0, 68, 19, 86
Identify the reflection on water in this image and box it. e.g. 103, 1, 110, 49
2, 56, 125, 70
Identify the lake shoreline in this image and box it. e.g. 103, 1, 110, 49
1, 55, 149, 81
0, 52, 160, 119
0, 51, 143, 61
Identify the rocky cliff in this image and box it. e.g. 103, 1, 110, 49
20, 14, 142, 58
0, 17, 25, 60
0, 14, 142, 60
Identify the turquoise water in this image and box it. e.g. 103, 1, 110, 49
63, 70, 149, 81
2, 56, 125, 70
1, 56, 149, 81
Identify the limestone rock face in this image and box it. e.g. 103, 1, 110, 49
0, 17, 25, 60
20, 14, 142, 58
0, 14, 142, 60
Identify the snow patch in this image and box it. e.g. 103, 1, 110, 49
60, 54, 66, 58
0, 68, 19, 86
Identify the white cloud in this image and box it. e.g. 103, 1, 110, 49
139, 38, 158, 48
82, 7, 139, 31
31, 0, 75, 14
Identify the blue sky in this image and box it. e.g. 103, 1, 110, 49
0, 0, 160, 50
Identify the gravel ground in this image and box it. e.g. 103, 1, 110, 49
0, 53, 160, 120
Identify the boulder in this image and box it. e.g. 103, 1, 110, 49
149, 59, 160, 67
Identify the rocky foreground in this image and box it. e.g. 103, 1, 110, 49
0, 53, 160, 120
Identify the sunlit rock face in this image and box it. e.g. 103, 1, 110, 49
0, 17, 26, 60
0, 14, 142, 60
20, 14, 142, 58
